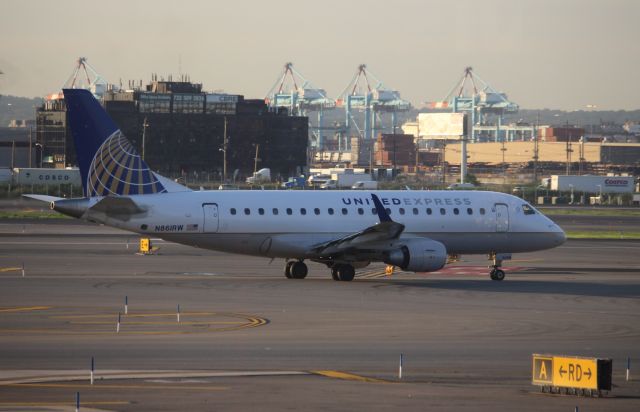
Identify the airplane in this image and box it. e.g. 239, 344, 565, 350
26, 89, 566, 282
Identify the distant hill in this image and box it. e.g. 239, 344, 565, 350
0, 95, 43, 126
504, 109, 640, 127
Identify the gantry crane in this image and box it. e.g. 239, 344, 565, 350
62, 57, 109, 98
265, 63, 336, 149
425, 67, 519, 142
336, 64, 411, 142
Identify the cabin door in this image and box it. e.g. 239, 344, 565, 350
495, 203, 509, 232
202, 203, 219, 233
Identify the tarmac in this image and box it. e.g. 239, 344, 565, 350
0, 217, 639, 411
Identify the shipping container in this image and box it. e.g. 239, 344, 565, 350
550, 175, 634, 193
12, 167, 81, 186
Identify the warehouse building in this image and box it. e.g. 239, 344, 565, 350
443, 141, 640, 166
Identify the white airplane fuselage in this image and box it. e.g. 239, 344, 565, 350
90, 189, 565, 259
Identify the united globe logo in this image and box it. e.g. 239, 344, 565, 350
87, 130, 166, 196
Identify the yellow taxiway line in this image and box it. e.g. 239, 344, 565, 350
0, 306, 51, 313
312, 370, 389, 383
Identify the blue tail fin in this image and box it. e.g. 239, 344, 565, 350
63, 88, 167, 197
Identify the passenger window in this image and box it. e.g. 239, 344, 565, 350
426, 208, 432, 215
372, 208, 377, 215
314, 208, 320, 215
357, 208, 364, 215
341, 208, 348, 215
453, 208, 459, 215
399, 208, 405, 215
230, 208, 237, 215
328, 208, 334, 215
480, 208, 486, 215
244, 208, 250, 215
467, 208, 473, 215
258, 208, 265, 215
413, 208, 419, 215
300, 208, 307, 215
522, 204, 536, 215
286, 208, 293, 215
272, 208, 279, 215
440, 208, 446, 215
385, 208, 391, 215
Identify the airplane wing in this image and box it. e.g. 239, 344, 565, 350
310, 194, 405, 256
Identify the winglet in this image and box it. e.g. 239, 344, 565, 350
371, 193, 392, 223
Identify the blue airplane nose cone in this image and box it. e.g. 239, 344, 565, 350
554, 228, 567, 246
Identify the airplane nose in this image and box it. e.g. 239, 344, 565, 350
554, 228, 567, 246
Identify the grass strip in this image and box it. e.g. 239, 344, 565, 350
539, 208, 640, 217
565, 230, 640, 240
0, 210, 69, 219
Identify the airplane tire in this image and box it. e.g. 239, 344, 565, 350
331, 266, 340, 281
336, 264, 355, 282
490, 269, 505, 281
290, 261, 308, 279
284, 261, 295, 279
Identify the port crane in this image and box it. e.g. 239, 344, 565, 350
265, 62, 336, 149
336, 64, 411, 142
425, 67, 519, 142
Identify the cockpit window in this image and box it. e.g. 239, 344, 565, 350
522, 204, 536, 215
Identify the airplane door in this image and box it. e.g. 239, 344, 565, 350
202, 203, 219, 233
495, 203, 509, 232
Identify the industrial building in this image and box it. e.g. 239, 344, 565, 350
443, 141, 640, 166
0, 126, 35, 169
36, 75, 308, 180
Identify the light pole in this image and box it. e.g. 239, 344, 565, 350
219, 116, 228, 183
35, 143, 44, 168
142, 117, 149, 161
586, 104, 597, 138
569, 184, 574, 205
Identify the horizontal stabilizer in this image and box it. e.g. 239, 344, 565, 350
89, 196, 146, 217
22, 194, 63, 203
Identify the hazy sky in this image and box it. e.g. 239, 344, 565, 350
1, 0, 639, 110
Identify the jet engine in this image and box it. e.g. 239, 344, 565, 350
383, 238, 447, 272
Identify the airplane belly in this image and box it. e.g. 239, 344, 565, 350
433, 232, 564, 254
160, 233, 330, 258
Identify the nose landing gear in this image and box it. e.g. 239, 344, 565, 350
488, 252, 511, 281
490, 268, 506, 281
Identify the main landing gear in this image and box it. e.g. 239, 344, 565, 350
285, 260, 308, 279
488, 252, 510, 281
330, 264, 355, 282
284, 260, 356, 281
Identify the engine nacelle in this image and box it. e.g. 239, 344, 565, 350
383, 239, 447, 272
